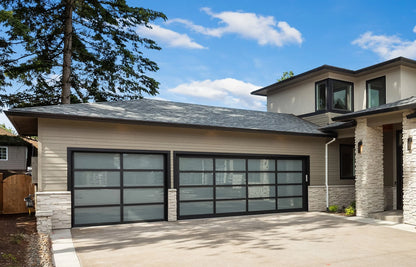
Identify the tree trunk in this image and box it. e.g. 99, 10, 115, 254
62, 0, 73, 104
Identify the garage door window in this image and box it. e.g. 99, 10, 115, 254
72, 151, 166, 226
177, 155, 307, 219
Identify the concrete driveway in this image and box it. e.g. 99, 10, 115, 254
71, 212, 416, 267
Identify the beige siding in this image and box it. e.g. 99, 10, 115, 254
301, 112, 341, 127
0, 146, 27, 171
400, 66, 416, 99
327, 139, 355, 186
38, 118, 333, 191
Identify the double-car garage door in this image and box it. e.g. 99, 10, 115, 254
71, 150, 307, 226
177, 155, 307, 219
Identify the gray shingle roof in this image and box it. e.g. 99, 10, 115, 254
6, 98, 330, 137
333, 96, 416, 121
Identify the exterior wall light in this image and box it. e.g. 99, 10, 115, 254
408, 136, 413, 152
357, 141, 363, 154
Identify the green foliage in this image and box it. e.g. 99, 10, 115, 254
10, 233, 24, 244
1, 252, 17, 263
350, 201, 356, 209
277, 71, 294, 82
345, 205, 355, 216
328, 205, 339, 213
0, 0, 167, 108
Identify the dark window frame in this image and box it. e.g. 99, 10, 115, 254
0, 146, 8, 161
366, 76, 386, 108
174, 152, 309, 220
339, 144, 355, 180
68, 147, 170, 227
315, 78, 354, 113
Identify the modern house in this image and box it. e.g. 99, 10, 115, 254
5, 57, 416, 233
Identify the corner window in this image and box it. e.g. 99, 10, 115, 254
0, 147, 8, 161
366, 76, 386, 108
340, 144, 354, 179
315, 79, 353, 112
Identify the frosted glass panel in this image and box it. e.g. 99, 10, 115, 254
215, 159, 246, 171
277, 172, 303, 184
124, 171, 164, 186
248, 173, 275, 184
124, 188, 164, 204
247, 159, 275, 171
180, 201, 213, 215
179, 158, 213, 171
277, 160, 302, 171
216, 200, 246, 213
179, 173, 213, 185
74, 189, 120, 206
74, 152, 120, 169
248, 186, 275, 198
74, 207, 120, 225
124, 205, 164, 221
278, 197, 303, 210
216, 173, 246, 185
216, 186, 246, 199
180, 187, 213, 200
278, 185, 303, 197
248, 199, 275, 211
123, 154, 164, 169
74, 171, 120, 187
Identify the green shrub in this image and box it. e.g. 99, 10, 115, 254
328, 205, 339, 213
350, 201, 356, 209
345, 205, 355, 216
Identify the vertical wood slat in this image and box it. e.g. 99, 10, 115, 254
2, 174, 35, 214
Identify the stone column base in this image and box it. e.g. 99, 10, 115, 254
36, 192, 71, 231
168, 189, 177, 221
36, 210, 53, 234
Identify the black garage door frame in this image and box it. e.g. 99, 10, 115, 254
174, 152, 310, 220
67, 147, 170, 227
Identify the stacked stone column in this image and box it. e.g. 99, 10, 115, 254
354, 118, 384, 216
402, 112, 416, 225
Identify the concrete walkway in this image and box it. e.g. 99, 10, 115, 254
62, 212, 416, 267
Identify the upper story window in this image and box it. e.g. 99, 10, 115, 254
366, 76, 386, 108
315, 79, 353, 112
0, 147, 8, 161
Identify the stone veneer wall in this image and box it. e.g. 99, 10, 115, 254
36, 192, 71, 231
355, 118, 384, 217
308, 185, 355, 211
402, 112, 416, 225
168, 189, 177, 221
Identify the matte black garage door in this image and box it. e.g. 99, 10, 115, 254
70, 150, 167, 226
176, 154, 308, 219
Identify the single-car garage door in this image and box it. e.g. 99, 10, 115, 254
70, 150, 167, 227
176, 154, 308, 219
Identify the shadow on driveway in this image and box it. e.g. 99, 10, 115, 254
71, 212, 416, 266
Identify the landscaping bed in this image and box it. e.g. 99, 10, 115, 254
0, 213, 53, 266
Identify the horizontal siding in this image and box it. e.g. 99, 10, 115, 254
38, 118, 330, 191
0, 146, 27, 171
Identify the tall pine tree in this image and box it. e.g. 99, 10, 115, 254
0, 0, 166, 107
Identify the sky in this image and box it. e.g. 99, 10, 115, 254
2, 0, 416, 129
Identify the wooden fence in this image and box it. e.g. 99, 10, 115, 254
0, 174, 35, 214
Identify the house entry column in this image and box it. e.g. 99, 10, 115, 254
354, 118, 384, 216
402, 112, 416, 225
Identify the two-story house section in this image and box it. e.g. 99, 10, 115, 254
252, 57, 416, 224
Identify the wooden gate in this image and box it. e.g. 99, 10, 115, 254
1, 174, 35, 214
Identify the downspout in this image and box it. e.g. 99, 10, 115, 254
325, 138, 336, 210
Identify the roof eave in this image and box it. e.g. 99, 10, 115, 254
5, 110, 332, 138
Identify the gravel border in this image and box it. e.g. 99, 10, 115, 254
25, 233, 54, 267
